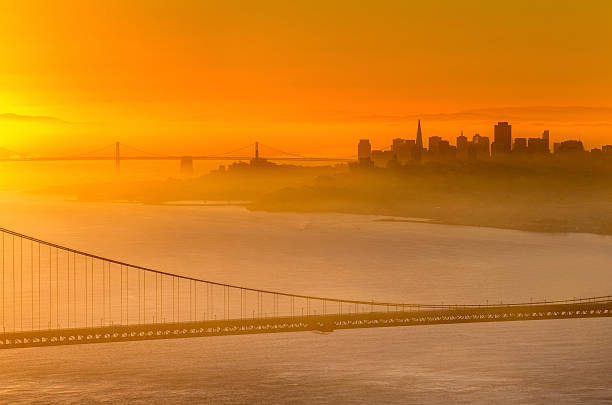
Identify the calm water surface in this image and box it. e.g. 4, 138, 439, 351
0, 193, 611, 404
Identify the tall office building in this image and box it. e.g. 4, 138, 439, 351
358, 139, 372, 160
542, 130, 550, 153
527, 130, 550, 154
428, 136, 442, 154
415, 120, 423, 162
391, 138, 415, 163
493, 122, 512, 153
456, 132, 469, 160
554, 140, 584, 154
358, 139, 372, 166
513, 137, 528, 154
472, 134, 490, 158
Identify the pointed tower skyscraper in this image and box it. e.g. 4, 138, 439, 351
414, 120, 423, 163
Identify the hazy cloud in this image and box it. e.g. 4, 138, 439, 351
0, 113, 68, 124
356, 106, 612, 124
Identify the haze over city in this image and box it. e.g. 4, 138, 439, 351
1, 1, 611, 404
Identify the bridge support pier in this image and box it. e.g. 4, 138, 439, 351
115, 141, 120, 170
180, 156, 194, 174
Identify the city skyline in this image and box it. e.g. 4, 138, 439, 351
361, 120, 611, 165
1, 118, 610, 160
356, 120, 612, 168
1, 1, 612, 155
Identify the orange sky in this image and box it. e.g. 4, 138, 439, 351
0, 0, 611, 155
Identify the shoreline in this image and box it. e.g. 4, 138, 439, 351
14, 190, 612, 238
246, 204, 612, 237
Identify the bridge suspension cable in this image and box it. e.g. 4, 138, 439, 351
0, 226, 610, 339
63, 143, 117, 159
119, 143, 165, 157
257, 143, 305, 158
208, 143, 256, 157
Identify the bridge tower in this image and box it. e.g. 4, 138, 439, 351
255, 141, 259, 159
115, 141, 120, 170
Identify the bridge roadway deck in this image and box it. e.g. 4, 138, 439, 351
1, 300, 611, 349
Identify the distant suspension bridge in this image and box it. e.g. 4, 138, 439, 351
0, 142, 356, 170
0, 226, 610, 349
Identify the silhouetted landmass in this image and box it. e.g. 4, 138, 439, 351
61, 164, 338, 205
251, 160, 612, 235
62, 159, 612, 236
